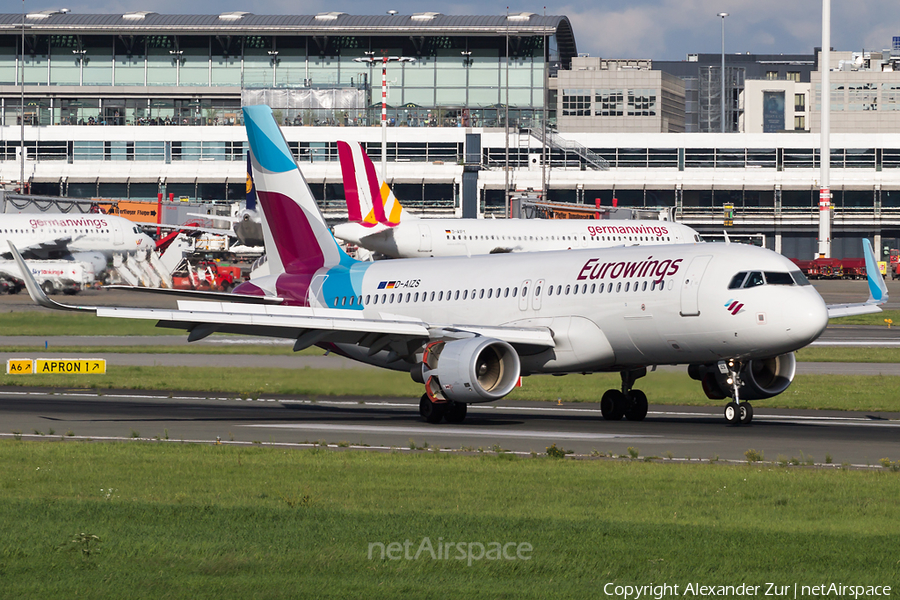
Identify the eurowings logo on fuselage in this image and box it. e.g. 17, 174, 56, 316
724, 299, 745, 315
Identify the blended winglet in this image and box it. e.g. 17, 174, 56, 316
863, 238, 888, 305
7, 241, 94, 312
825, 238, 888, 319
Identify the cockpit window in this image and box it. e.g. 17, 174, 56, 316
730, 270, 805, 289
790, 270, 811, 286
764, 272, 794, 286
744, 271, 765, 288
728, 272, 747, 289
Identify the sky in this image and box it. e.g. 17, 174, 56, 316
12, 0, 900, 61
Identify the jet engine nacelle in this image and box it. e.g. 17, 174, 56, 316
416, 337, 521, 403
690, 353, 796, 401
69, 251, 108, 274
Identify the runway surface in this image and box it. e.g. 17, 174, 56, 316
1, 389, 897, 466
0, 278, 898, 464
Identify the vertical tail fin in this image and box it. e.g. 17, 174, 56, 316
243, 105, 353, 276
337, 141, 411, 227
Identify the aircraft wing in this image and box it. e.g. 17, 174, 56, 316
10, 241, 553, 352
825, 239, 889, 319
103, 285, 285, 305
132, 221, 236, 237
186, 212, 241, 224
0, 236, 72, 259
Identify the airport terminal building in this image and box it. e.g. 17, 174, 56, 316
2, 11, 900, 259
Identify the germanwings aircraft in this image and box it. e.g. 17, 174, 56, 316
0, 212, 154, 272
12, 105, 887, 427
331, 141, 703, 258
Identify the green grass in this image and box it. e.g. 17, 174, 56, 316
0, 312, 168, 336
829, 308, 900, 326
795, 346, 900, 363
1, 342, 897, 362
0, 442, 898, 598
2, 367, 900, 412
0, 344, 321, 356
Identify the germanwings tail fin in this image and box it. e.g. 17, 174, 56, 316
337, 141, 413, 227
243, 105, 354, 276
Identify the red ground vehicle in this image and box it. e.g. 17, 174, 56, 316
172, 260, 242, 291
790, 257, 866, 280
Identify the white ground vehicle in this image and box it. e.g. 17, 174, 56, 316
0, 259, 95, 295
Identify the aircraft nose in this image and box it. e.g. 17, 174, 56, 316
786, 291, 829, 346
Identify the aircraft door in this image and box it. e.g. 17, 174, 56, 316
418, 224, 432, 253
679, 255, 712, 317
113, 222, 124, 246
518, 279, 531, 311
532, 278, 544, 310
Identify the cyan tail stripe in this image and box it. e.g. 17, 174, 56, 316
244, 105, 297, 174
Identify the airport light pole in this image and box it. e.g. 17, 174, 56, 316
718, 12, 728, 133
818, 0, 832, 258
19, 0, 25, 195
354, 52, 415, 179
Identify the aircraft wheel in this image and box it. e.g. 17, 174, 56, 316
739, 402, 754, 424
724, 401, 741, 425
625, 389, 649, 421
419, 394, 446, 424
444, 401, 468, 424
600, 389, 626, 421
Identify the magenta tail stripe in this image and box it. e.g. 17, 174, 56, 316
337, 142, 362, 223
362, 145, 388, 225
256, 190, 325, 274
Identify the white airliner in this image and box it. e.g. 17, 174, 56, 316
12, 105, 887, 426
331, 141, 703, 258
0, 212, 154, 272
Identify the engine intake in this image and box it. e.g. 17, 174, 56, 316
691, 353, 796, 401
417, 338, 520, 403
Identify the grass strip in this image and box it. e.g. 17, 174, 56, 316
0, 312, 168, 336
0, 344, 897, 363
795, 346, 900, 363
1, 442, 898, 599
0, 345, 320, 356
829, 309, 900, 326
1, 367, 899, 413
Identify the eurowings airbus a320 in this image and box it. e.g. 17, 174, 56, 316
331, 141, 703, 258
12, 105, 887, 426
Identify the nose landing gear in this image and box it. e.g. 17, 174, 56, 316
721, 360, 753, 425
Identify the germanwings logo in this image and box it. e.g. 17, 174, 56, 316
725, 299, 745, 315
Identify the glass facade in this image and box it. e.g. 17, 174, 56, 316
1, 31, 552, 127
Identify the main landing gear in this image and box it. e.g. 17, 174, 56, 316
600, 368, 649, 421
721, 360, 753, 426
419, 394, 468, 424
